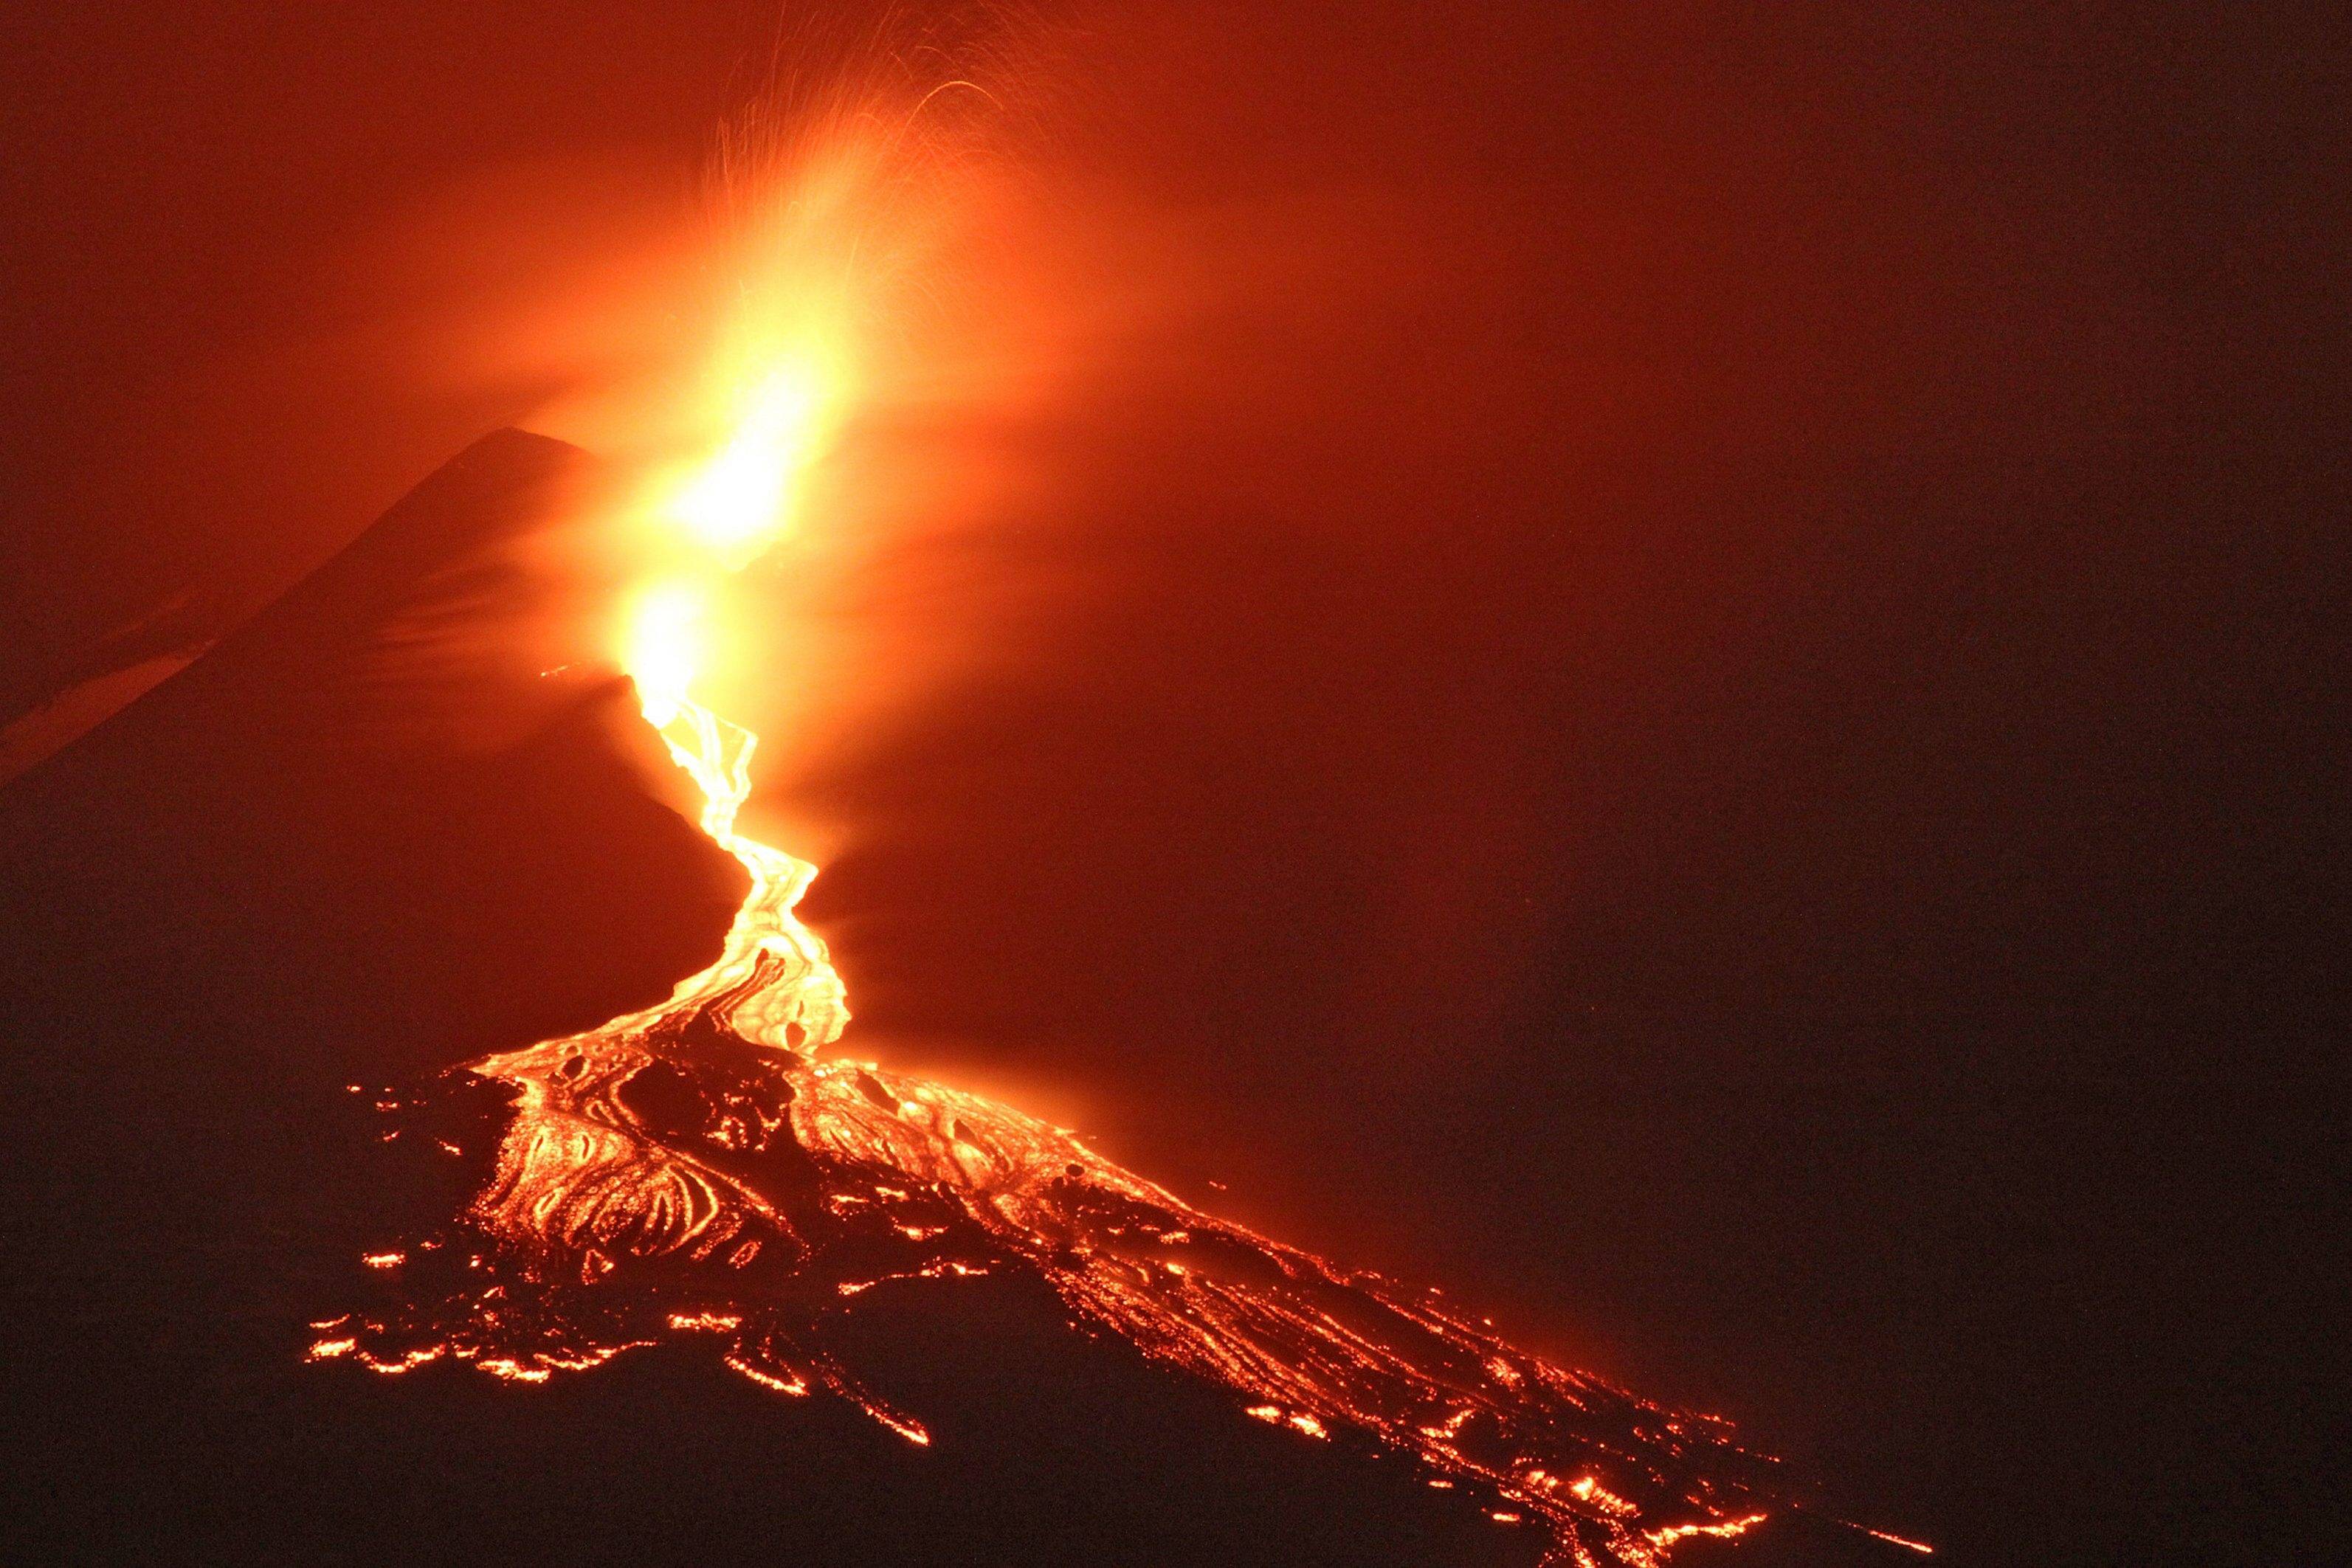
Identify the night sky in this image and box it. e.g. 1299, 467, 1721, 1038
2, 6, 2341, 1564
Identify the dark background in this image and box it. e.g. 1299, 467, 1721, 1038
2, 5, 2342, 1565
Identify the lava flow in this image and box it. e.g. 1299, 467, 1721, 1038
308, 74, 1906, 1568
317, 646, 1799, 1564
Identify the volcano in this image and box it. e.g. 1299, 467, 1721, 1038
0, 435, 1916, 1566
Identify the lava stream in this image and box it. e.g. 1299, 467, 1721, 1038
321, 675, 1807, 1567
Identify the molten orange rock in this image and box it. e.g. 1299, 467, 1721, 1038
328, 675, 1802, 1565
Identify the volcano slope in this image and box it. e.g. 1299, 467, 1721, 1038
0, 432, 1905, 1567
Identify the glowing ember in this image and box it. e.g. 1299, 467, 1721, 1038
1869, 1527, 1938, 1555
1647, 1513, 1768, 1550
317, 61, 1915, 1568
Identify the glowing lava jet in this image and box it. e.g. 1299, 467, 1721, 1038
310, 83, 1915, 1568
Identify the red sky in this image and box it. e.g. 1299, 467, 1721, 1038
1, 6, 2339, 1563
